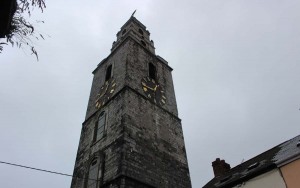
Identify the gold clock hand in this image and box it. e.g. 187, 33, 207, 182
142, 82, 155, 91
99, 90, 106, 97
101, 84, 109, 96
98, 83, 110, 98
145, 85, 155, 91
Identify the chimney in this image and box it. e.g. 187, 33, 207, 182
212, 158, 231, 177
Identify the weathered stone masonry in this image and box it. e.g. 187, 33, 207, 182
71, 16, 192, 188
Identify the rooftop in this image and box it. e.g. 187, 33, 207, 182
203, 134, 300, 188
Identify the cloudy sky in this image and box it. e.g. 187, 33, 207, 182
1, 0, 300, 187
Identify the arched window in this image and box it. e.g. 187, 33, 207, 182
86, 158, 100, 188
148, 63, 156, 80
94, 112, 106, 141
105, 65, 112, 81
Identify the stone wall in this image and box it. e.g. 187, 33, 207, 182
71, 29, 191, 188
121, 88, 191, 188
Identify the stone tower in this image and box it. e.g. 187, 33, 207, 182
71, 16, 192, 188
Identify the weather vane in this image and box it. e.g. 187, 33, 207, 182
131, 10, 137, 17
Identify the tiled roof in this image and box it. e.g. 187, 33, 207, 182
203, 135, 300, 188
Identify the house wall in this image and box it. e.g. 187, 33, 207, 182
280, 158, 300, 188
232, 169, 286, 188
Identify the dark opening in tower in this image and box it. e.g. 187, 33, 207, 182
105, 65, 112, 81
149, 63, 156, 80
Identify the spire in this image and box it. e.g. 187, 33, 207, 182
111, 15, 155, 54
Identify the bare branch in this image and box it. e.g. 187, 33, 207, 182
1, 0, 46, 60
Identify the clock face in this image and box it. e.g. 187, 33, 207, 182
95, 78, 116, 109
141, 77, 166, 106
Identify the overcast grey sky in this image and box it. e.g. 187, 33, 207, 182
1, 0, 300, 187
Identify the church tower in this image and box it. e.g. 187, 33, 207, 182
71, 16, 192, 188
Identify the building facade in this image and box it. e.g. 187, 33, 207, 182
203, 135, 300, 188
70, 16, 192, 188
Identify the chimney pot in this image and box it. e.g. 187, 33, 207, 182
212, 158, 231, 177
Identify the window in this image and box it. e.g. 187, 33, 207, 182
95, 112, 106, 141
141, 40, 146, 47
87, 158, 99, 188
148, 63, 156, 80
122, 29, 126, 35
138, 28, 143, 35
105, 65, 112, 81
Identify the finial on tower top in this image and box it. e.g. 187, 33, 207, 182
131, 10, 137, 17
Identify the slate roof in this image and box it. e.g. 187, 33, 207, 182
203, 135, 300, 188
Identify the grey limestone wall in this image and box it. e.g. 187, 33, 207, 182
72, 33, 190, 188
125, 38, 178, 116
72, 91, 127, 188
85, 41, 129, 119
85, 38, 178, 120
72, 87, 191, 188
121, 89, 191, 188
